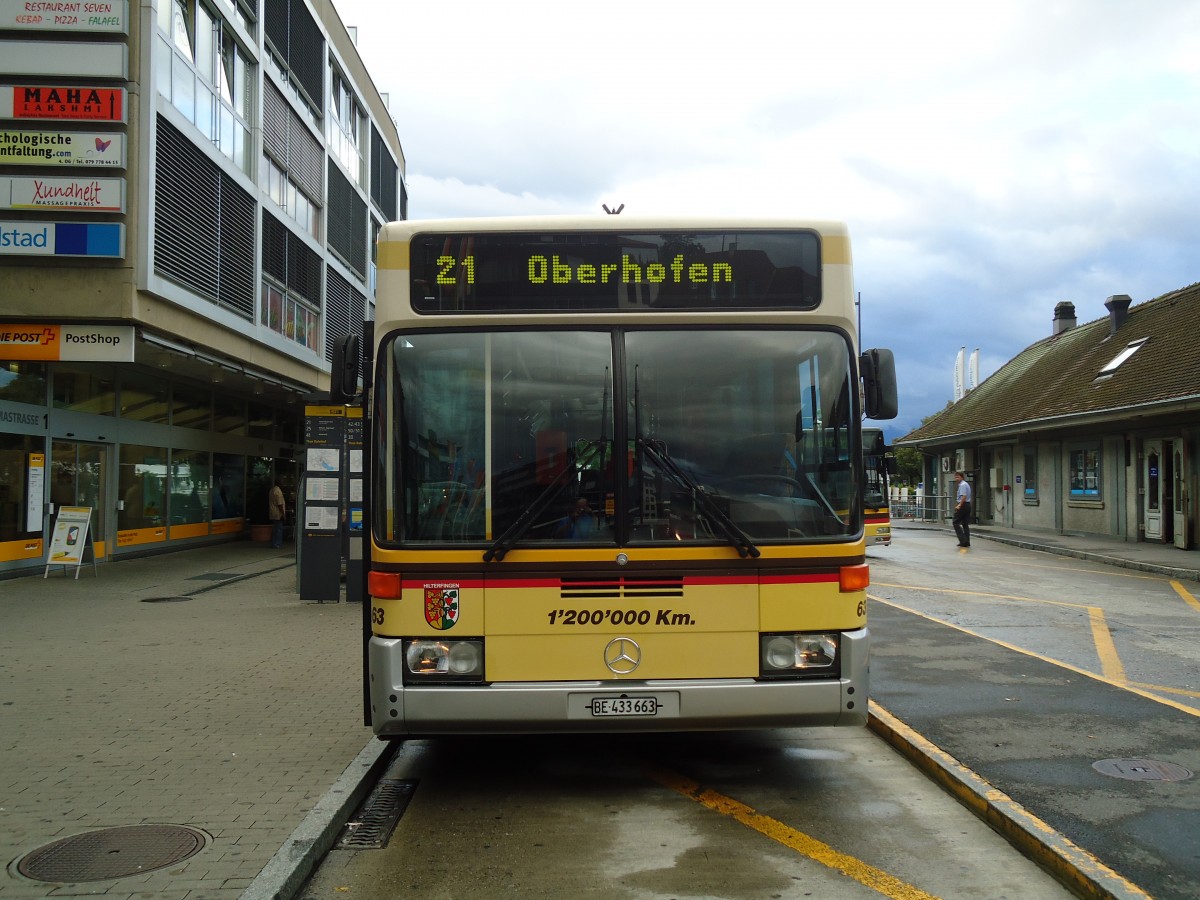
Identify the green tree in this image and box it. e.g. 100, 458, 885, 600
893, 446, 923, 487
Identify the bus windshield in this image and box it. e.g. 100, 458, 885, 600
380, 327, 859, 549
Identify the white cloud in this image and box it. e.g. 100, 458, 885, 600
334, 0, 1200, 437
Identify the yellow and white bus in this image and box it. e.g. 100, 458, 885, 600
334, 216, 897, 735
863, 428, 894, 547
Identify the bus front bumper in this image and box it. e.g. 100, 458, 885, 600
367, 628, 868, 736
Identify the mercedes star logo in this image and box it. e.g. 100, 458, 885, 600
604, 637, 641, 675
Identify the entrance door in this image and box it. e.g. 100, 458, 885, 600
50, 441, 109, 560
1143, 439, 1163, 541
1174, 442, 1189, 550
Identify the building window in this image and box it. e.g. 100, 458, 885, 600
260, 154, 320, 240
1069, 445, 1101, 497
170, 449, 211, 526
370, 125, 398, 220
264, 0, 324, 123
262, 280, 319, 352
0, 362, 47, 406
0, 433, 42, 541
119, 371, 170, 423
1023, 447, 1037, 500
212, 453, 246, 520
52, 364, 115, 416
1096, 337, 1148, 379
328, 66, 364, 186
172, 384, 212, 430
156, 0, 254, 174
119, 444, 168, 531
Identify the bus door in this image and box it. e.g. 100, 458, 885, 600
50, 440, 109, 560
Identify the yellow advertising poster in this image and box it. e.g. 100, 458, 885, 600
46, 506, 92, 571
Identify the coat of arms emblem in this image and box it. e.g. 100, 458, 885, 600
424, 585, 460, 630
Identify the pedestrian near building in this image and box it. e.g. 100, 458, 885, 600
953, 471, 972, 548
268, 481, 287, 549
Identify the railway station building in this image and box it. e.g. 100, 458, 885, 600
897, 286, 1200, 552
0, 0, 404, 577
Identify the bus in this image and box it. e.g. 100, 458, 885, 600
862, 428, 894, 547
333, 216, 897, 736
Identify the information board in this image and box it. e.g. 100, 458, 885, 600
44, 505, 97, 578
299, 406, 346, 602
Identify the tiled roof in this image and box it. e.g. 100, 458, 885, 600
898, 283, 1200, 445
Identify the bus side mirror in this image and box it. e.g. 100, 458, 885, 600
861, 348, 898, 420
330, 334, 361, 403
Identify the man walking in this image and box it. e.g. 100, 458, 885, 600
953, 471, 972, 548
268, 480, 287, 549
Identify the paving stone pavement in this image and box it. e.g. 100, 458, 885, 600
0, 543, 376, 900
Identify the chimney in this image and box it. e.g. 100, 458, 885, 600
1052, 301, 1076, 335
1105, 294, 1132, 335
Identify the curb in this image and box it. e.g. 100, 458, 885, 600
867, 701, 1152, 900
975, 534, 1200, 584
241, 738, 397, 900
893, 522, 1200, 584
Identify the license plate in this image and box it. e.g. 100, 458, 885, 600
590, 695, 661, 717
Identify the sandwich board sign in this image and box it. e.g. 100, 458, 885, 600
45, 505, 97, 578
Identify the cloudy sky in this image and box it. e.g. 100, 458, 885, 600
331, 0, 1200, 439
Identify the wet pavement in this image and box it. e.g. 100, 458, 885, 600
872, 520, 1200, 899
0, 525, 1197, 898
0, 543, 387, 900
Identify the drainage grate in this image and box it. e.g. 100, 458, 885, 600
1092, 758, 1193, 782
16, 824, 208, 883
338, 779, 417, 849
187, 573, 244, 580
140, 596, 190, 603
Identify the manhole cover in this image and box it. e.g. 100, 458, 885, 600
140, 596, 190, 603
1092, 758, 1193, 782
16, 824, 208, 883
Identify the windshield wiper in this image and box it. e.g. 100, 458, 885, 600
483, 441, 604, 562
638, 438, 760, 559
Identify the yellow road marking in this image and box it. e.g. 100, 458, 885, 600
874, 582, 1139, 687
1171, 580, 1200, 613
1087, 607, 1126, 683
872, 581, 1091, 609
870, 595, 1200, 717
1130, 681, 1200, 700
646, 765, 941, 900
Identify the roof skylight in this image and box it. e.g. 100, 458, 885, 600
1096, 337, 1148, 378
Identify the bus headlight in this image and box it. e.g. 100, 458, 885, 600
403, 639, 484, 683
760, 633, 839, 678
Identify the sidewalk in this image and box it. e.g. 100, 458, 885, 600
0, 542, 387, 900
894, 516, 1200, 582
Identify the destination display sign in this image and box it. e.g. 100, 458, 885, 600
409, 229, 822, 313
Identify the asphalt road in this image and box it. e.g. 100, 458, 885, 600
867, 528, 1200, 899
